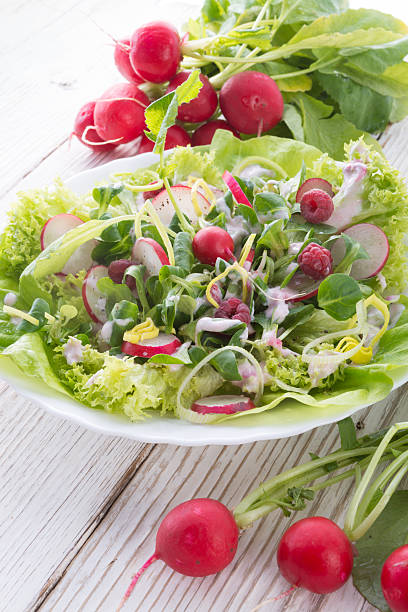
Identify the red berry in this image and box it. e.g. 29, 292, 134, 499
298, 243, 333, 280
300, 189, 334, 224
215, 298, 250, 324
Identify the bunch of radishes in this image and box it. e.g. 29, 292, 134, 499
73, 21, 284, 154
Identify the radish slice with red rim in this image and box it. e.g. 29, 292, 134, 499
41, 214, 96, 275
151, 185, 211, 226
82, 265, 109, 323
192, 395, 255, 415
285, 272, 320, 302
222, 171, 253, 208
132, 237, 170, 276
296, 178, 334, 203
331, 223, 389, 280
122, 333, 181, 358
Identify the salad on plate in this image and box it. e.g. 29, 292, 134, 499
1, 118, 408, 424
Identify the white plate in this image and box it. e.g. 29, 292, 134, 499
1, 152, 407, 446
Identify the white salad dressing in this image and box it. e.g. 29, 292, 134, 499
307, 351, 343, 387
262, 329, 294, 357
264, 286, 296, 324
215, 197, 252, 243
239, 164, 274, 181
288, 242, 303, 256
327, 161, 367, 229
84, 369, 103, 387
3, 292, 17, 307
63, 336, 84, 365
100, 321, 114, 343
194, 317, 249, 343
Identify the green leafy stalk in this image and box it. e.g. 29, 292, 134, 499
344, 422, 408, 541
234, 426, 408, 529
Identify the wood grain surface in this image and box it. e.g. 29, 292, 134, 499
1, 1, 408, 611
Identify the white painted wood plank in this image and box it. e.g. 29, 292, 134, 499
0, 382, 153, 612
39, 387, 408, 612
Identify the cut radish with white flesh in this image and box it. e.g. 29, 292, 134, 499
40, 214, 83, 249
151, 185, 211, 226
296, 178, 334, 203
132, 237, 170, 276
82, 265, 109, 323
222, 170, 252, 208
285, 272, 320, 302
331, 223, 389, 280
191, 394, 255, 415
40, 214, 96, 276
122, 333, 181, 358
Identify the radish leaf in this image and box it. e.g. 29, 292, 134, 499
353, 491, 408, 612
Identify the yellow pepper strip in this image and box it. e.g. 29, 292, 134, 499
123, 318, 159, 344
134, 202, 149, 239
124, 178, 163, 193
238, 233, 257, 267
336, 295, 390, 365
206, 261, 249, 308
189, 177, 216, 216
144, 201, 175, 266
44, 312, 56, 322
3, 306, 39, 326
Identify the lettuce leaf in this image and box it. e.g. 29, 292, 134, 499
0, 179, 91, 282
51, 346, 223, 420
209, 130, 322, 176
167, 145, 223, 187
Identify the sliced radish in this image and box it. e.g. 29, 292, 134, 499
41, 214, 83, 249
151, 185, 212, 226
296, 178, 334, 203
132, 237, 170, 276
191, 394, 255, 415
122, 333, 181, 358
222, 171, 252, 208
331, 223, 389, 280
82, 265, 109, 323
41, 214, 96, 275
285, 271, 320, 302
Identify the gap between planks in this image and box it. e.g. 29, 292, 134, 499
31, 443, 155, 611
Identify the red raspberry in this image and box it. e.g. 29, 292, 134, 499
215, 298, 251, 324
298, 243, 333, 280
300, 189, 334, 224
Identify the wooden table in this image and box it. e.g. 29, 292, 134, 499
2, 1, 408, 611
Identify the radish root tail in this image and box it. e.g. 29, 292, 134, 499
81, 125, 123, 146
116, 553, 159, 611
250, 585, 297, 611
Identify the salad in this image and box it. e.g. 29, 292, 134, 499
1, 126, 408, 424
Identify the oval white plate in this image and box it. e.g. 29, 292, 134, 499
1, 152, 407, 445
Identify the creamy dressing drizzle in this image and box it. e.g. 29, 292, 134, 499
63, 337, 84, 365
195, 317, 249, 343
4, 292, 17, 307
327, 161, 367, 229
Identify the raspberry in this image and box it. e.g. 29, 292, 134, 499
215, 298, 251, 324
298, 243, 333, 280
300, 189, 334, 224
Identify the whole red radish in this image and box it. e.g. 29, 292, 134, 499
138, 125, 191, 154
166, 71, 218, 123
192, 227, 235, 265
192, 119, 239, 146
118, 499, 238, 609
114, 38, 144, 84
94, 83, 149, 144
130, 21, 181, 83
381, 545, 408, 612
277, 517, 353, 594
73, 101, 117, 152
220, 72, 283, 134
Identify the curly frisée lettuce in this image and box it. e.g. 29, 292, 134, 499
312, 139, 408, 292
52, 345, 222, 420
0, 179, 91, 281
